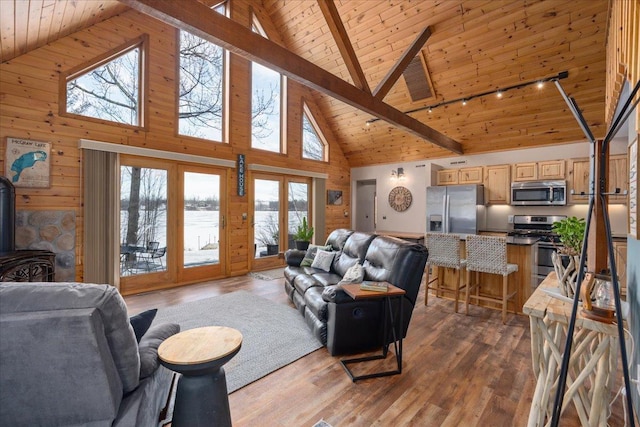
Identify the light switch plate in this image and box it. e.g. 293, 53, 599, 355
508, 215, 514, 223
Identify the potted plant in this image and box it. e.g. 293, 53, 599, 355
293, 217, 314, 250
551, 216, 586, 297
255, 216, 280, 256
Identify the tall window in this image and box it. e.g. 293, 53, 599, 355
178, 5, 226, 141
120, 165, 168, 276
251, 18, 283, 152
65, 40, 143, 126
302, 105, 327, 161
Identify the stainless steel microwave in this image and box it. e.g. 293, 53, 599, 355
511, 180, 567, 206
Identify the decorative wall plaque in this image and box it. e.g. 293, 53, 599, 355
4, 137, 51, 188
388, 186, 412, 212
237, 154, 246, 196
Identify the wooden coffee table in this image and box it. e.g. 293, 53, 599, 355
339, 282, 406, 382
158, 326, 242, 427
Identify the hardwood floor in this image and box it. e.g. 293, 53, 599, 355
124, 275, 627, 426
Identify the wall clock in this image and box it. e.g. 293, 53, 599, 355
388, 186, 412, 212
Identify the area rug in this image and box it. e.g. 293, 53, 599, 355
153, 290, 322, 393
248, 267, 285, 280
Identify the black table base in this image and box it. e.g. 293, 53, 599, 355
340, 295, 403, 382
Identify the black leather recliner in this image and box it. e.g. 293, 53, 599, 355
284, 229, 428, 356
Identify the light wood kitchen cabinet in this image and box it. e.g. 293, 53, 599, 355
436, 169, 458, 185
538, 160, 566, 180
484, 164, 511, 204
436, 166, 484, 185
513, 160, 565, 182
608, 155, 628, 201
512, 163, 537, 181
569, 157, 590, 203
612, 240, 627, 299
569, 154, 627, 203
459, 166, 484, 184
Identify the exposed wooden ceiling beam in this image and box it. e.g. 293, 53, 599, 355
120, 0, 462, 154
316, 0, 370, 94
373, 26, 432, 100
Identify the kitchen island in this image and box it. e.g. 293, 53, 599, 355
375, 230, 425, 245
429, 234, 539, 314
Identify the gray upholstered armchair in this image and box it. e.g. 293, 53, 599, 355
0, 282, 179, 426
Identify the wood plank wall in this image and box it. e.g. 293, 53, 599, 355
0, 0, 351, 287
606, 0, 640, 130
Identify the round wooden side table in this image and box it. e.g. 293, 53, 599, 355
158, 326, 243, 427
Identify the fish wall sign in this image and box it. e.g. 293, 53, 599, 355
4, 137, 51, 188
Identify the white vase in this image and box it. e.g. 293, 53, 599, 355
551, 251, 581, 297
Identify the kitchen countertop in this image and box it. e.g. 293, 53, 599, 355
505, 236, 540, 246
424, 232, 540, 246
452, 233, 539, 246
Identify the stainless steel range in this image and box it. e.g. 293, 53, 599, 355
508, 214, 566, 284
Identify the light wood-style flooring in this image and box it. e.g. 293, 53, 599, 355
124, 275, 627, 427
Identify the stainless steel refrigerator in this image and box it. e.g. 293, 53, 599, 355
426, 184, 485, 235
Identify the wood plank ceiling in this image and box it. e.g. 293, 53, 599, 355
1, 0, 609, 167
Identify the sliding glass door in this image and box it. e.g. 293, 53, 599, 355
287, 180, 309, 250
251, 173, 311, 271
119, 156, 227, 292
119, 157, 173, 292
179, 165, 226, 282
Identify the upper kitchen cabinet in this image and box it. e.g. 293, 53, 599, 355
569, 154, 627, 203
538, 160, 566, 180
484, 164, 510, 204
436, 169, 459, 185
608, 155, 628, 201
437, 167, 484, 185
512, 162, 537, 181
459, 167, 484, 184
512, 160, 565, 182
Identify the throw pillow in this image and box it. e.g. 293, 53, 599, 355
340, 262, 364, 284
129, 308, 157, 343
300, 244, 332, 267
311, 249, 335, 272
138, 323, 180, 379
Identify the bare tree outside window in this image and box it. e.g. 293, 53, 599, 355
66, 46, 140, 125
120, 166, 167, 248
178, 31, 224, 141
251, 18, 281, 152
302, 112, 325, 161
252, 62, 281, 151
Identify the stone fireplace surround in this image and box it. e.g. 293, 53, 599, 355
15, 210, 75, 281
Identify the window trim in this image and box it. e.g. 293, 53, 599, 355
60, 35, 148, 130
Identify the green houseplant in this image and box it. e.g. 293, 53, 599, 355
552, 216, 586, 256
551, 216, 586, 297
255, 216, 280, 256
293, 217, 314, 250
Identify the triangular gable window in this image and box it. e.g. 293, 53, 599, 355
302, 105, 327, 161
64, 38, 144, 127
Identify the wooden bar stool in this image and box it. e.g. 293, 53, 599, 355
425, 233, 466, 312
464, 235, 517, 323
